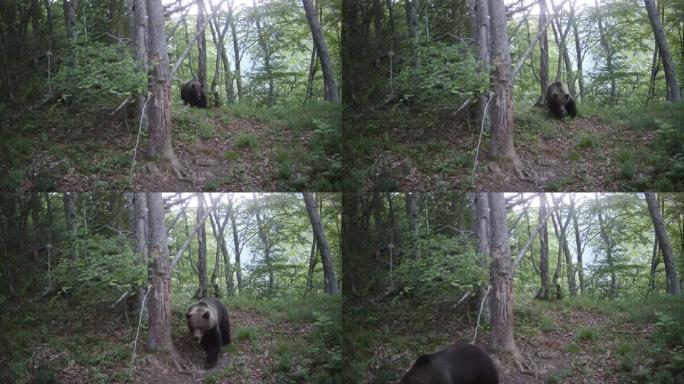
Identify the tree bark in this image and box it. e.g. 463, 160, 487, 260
146, 0, 179, 168
197, 0, 208, 85
228, 2, 243, 102
302, 0, 339, 101
645, 193, 682, 294
539, 0, 549, 100
644, 0, 682, 102
132, 193, 149, 319
195, 193, 208, 298
63, 0, 77, 42
487, 192, 519, 355
475, 192, 491, 322
303, 193, 339, 294
488, 0, 520, 169
536, 193, 549, 300
227, 197, 242, 294
146, 192, 176, 354
570, 197, 584, 295
570, 0, 584, 101
405, 192, 420, 258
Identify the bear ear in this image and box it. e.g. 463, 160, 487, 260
203, 311, 210, 319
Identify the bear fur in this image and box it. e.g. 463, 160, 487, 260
399, 343, 499, 384
185, 298, 231, 368
181, 79, 208, 108
546, 81, 577, 119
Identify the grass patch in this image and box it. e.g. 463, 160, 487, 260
236, 133, 258, 149
576, 327, 600, 342
575, 134, 600, 149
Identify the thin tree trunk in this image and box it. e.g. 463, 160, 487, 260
197, 0, 208, 85
648, 234, 659, 294
253, 194, 274, 294
252, 0, 274, 104
536, 193, 549, 300
305, 44, 318, 102
303, 193, 339, 294
302, 0, 339, 101
644, 0, 682, 101
195, 194, 208, 298
596, 196, 616, 297
645, 193, 682, 294
539, 0, 549, 101
133, 0, 148, 129
228, 2, 242, 102
594, 0, 616, 100
63, 0, 77, 42
228, 197, 242, 294
570, 0, 584, 101
475, 0, 490, 131
475, 192, 491, 322
405, 192, 420, 258
570, 198, 584, 295
306, 231, 318, 292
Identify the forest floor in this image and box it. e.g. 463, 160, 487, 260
142, 307, 301, 384
346, 295, 684, 384
0, 295, 340, 384
476, 114, 656, 191
0, 102, 340, 192
347, 102, 681, 191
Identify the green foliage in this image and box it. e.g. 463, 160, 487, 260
236, 326, 258, 341
395, 42, 489, 113
576, 134, 600, 149
53, 42, 146, 106
53, 235, 145, 307
236, 133, 259, 149
395, 235, 485, 302
576, 327, 600, 342
655, 311, 684, 347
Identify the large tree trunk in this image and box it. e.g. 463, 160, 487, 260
644, 0, 682, 102
303, 193, 339, 294
132, 0, 148, 130
146, 0, 179, 169
132, 193, 149, 319
645, 193, 682, 295
252, 0, 275, 104
487, 193, 519, 355
195, 194, 208, 298
488, 0, 520, 169
63, 0, 77, 41
536, 193, 549, 300
146, 193, 176, 354
570, 0, 584, 101
302, 0, 339, 102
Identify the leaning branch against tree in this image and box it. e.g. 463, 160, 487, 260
169, 0, 228, 80
512, 0, 571, 83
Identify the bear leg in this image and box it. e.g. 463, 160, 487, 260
566, 99, 577, 118
201, 329, 223, 369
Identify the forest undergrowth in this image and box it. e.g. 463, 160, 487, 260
0, 102, 340, 192
343, 295, 684, 384
345, 101, 684, 192
0, 295, 341, 384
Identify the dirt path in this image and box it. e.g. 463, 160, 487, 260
134, 115, 315, 191
142, 307, 310, 384
477, 116, 655, 191
500, 303, 653, 384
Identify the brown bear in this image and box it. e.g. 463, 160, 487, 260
185, 298, 230, 368
398, 343, 499, 384
546, 82, 577, 120
181, 79, 208, 108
